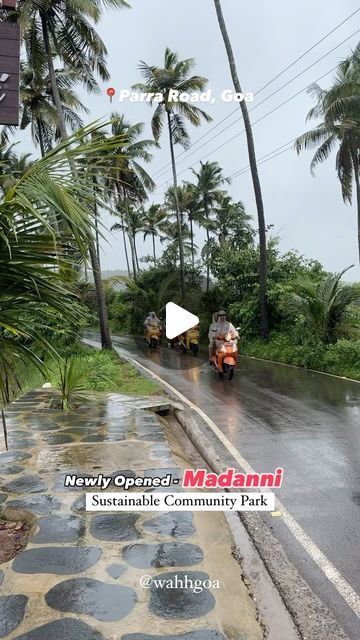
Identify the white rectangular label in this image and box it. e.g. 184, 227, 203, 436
86, 491, 275, 512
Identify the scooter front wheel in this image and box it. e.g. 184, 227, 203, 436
228, 365, 235, 381
190, 343, 199, 356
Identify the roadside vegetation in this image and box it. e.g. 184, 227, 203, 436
1, 0, 360, 447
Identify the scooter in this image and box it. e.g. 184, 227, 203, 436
211, 331, 239, 380
145, 323, 161, 349
185, 325, 200, 356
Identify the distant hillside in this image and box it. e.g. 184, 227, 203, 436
86, 269, 129, 291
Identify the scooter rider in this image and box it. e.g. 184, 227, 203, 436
144, 311, 161, 335
208, 311, 219, 363
214, 310, 238, 354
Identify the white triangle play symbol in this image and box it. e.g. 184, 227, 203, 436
165, 302, 199, 340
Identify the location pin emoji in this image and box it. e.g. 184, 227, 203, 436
107, 87, 115, 103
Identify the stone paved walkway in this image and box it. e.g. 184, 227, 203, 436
0, 389, 263, 640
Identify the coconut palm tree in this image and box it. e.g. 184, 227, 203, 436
111, 204, 144, 275
160, 220, 195, 268
19, 63, 88, 156
213, 0, 269, 338
281, 267, 360, 344
0, 143, 33, 193
15, 0, 130, 140
190, 161, 229, 291
133, 48, 212, 298
106, 114, 155, 277
142, 203, 168, 263
215, 194, 254, 249
296, 47, 360, 263
11, 1, 131, 349
165, 183, 200, 266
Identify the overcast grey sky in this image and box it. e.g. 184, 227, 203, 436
14, 0, 360, 279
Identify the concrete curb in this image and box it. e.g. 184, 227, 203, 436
175, 408, 350, 640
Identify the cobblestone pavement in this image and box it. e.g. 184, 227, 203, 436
0, 389, 263, 640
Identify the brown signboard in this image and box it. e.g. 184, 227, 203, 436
0, 22, 20, 126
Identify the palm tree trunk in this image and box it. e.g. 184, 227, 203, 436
89, 242, 112, 349
40, 12, 68, 141
190, 218, 195, 267
352, 149, 360, 263
124, 203, 137, 277
134, 235, 140, 271
41, 12, 111, 349
1, 409, 8, 451
214, 0, 269, 339
206, 227, 210, 292
152, 233, 156, 262
204, 200, 211, 292
167, 111, 186, 298
36, 118, 46, 158
120, 212, 131, 277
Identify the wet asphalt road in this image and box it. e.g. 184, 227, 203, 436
102, 334, 360, 638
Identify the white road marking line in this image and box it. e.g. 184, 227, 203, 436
113, 345, 360, 618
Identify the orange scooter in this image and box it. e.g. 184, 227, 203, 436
211, 331, 239, 380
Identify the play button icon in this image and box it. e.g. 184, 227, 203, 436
165, 303, 199, 340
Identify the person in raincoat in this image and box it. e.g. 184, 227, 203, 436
213, 310, 238, 353
144, 311, 161, 334
208, 311, 219, 363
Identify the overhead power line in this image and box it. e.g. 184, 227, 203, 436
151, 8, 360, 181
153, 27, 360, 183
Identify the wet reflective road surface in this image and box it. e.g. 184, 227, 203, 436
108, 334, 360, 639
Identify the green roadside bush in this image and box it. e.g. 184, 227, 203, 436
242, 332, 360, 380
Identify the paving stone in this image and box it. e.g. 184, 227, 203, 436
81, 435, 107, 442
0, 451, 31, 464
149, 571, 215, 619
53, 473, 95, 492
45, 577, 136, 621
7, 438, 35, 449
137, 434, 165, 442
7, 495, 61, 516
28, 422, 59, 431
0, 465, 24, 475
12, 618, 104, 640
123, 543, 203, 568
2, 475, 47, 494
0, 595, 28, 638
122, 632, 226, 640
13, 546, 102, 574
71, 495, 86, 512
32, 515, 85, 543
90, 513, 140, 541
42, 434, 75, 445
142, 512, 194, 537
144, 468, 181, 480
6, 495, 61, 515
106, 563, 127, 579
